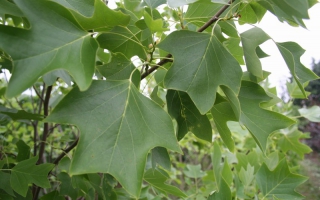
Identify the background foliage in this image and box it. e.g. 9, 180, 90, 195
0, 0, 319, 199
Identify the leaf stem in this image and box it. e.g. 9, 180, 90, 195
140, 0, 234, 79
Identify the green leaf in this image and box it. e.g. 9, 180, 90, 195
298, 105, 320, 122
0, 0, 24, 17
223, 37, 244, 65
150, 86, 165, 107
97, 25, 149, 59
212, 81, 295, 152
70, 0, 130, 31
16, 140, 30, 162
238, 164, 254, 187
0, 105, 44, 121
166, 90, 212, 141
53, 0, 95, 17
167, 0, 197, 8
185, 1, 224, 28
208, 178, 232, 200
151, 147, 171, 170
184, 164, 206, 179
97, 53, 136, 80
257, 0, 310, 27
58, 172, 78, 199
159, 30, 242, 114
0, 0, 98, 98
144, 168, 187, 198
10, 156, 54, 197
0, 171, 14, 197
144, 10, 168, 33
43, 69, 72, 86
46, 80, 181, 197
286, 80, 310, 99
211, 101, 237, 151
256, 159, 307, 199
211, 0, 229, 4
40, 191, 64, 200
240, 27, 271, 78
276, 42, 318, 98
212, 142, 222, 190
238, 3, 259, 25
235, 151, 262, 173
143, 0, 166, 9
277, 130, 312, 157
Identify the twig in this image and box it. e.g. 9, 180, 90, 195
140, 0, 234, 79
37, 85, 52, 164
53, 138, 79, 165
33, 85, 45, 102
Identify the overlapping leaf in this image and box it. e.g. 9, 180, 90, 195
0, 0, 98, 98
277, 130, 312, 157
10, 157, 54, 197
97, 53, 136, 80
97, 25, 149, 59
298, 105, 320, 122
257, 0, 310, 27
240, 28, 271, 78
166, 90, 212, 141
167, 0, 197, 8
0, 0, 24, 17
158, 30, 242, 114
54, 0, 95, 17
211, 81, 295, 152
69, 0, 130, 31
46, 80, 181, 197
256, 159, 307, 199
185, 0, 224, 28
144, 169, 186, 198
276, 42, 318, 97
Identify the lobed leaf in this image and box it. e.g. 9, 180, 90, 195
0, 0, 98, 98
10, 157, 54, 197
46, 80, 181, 197
159, 30, 242, 114
166, 90, 212, 141
256, 159, 307, 199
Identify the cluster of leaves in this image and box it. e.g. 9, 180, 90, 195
0, 0, 319, 199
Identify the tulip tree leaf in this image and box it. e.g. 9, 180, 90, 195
69, 0, 131, 31
240, 27, 271, 78
256, 159, 307, 200
277, 130, 312, 157
185, 1, 223, 27
276, 42, 318, 98
16, 140, 31, 162
53, 0, 95, 17
257, 0, 310, 28
159, 30, 242, 114
97, 53, 136, 80
97, 25, 149, 59
144, 168, 187, 198
45, 80, 181, 197
0, 0, 98, 98
166, 90, 212, 141
167, 0, 197, 8
0, 105, 44, 121
298, 105, 320, 122
143, 0, 166, 9
10, 157, 54, 197
0, 0, 24, 17
208, 178, 232, 200
212, 81, 295, 152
